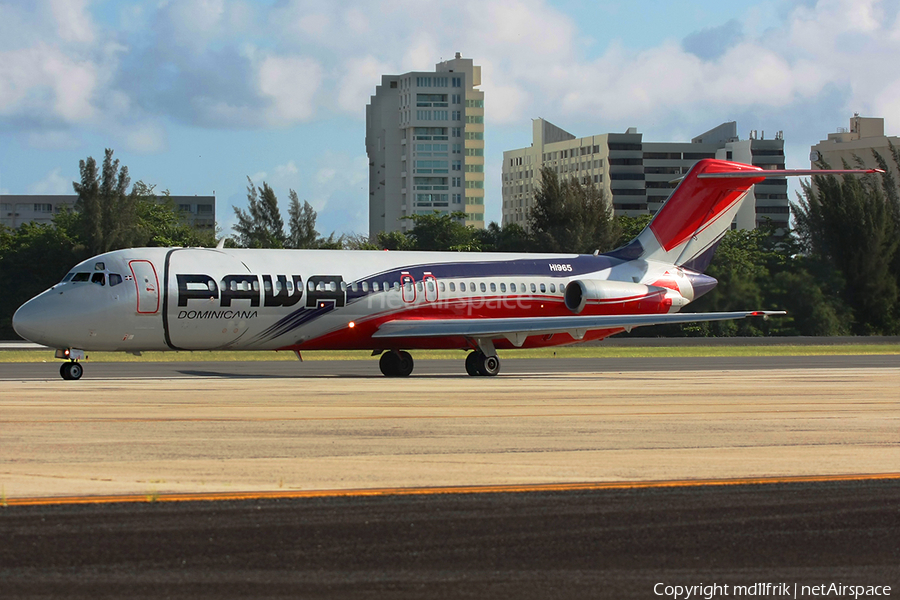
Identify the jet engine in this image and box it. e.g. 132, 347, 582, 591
563, 279, 689, 314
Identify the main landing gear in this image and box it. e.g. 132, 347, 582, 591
379, 350, 414, 377
465, 351, 501, 377
377, 349, 501, 377
59, 361, 83, 381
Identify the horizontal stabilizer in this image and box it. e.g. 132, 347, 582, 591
697, 168, 884, 179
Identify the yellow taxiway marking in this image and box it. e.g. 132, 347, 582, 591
4, 473, 899, 507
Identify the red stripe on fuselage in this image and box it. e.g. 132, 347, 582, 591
285, 290, 669, 351
650, 159, 765, 252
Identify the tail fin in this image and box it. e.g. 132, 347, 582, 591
607, 159, 881, 272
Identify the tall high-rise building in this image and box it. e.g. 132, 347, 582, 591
502, 120, 788, 232
366, 54, 484, 237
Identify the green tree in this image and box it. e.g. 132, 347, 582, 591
793, 166, 899, 334
0, 222, 83, 338
529, 167, 620, 253
381, 212, 479, 251
72, 148, 140, 254
376, 230, 414, 251
475, 221, 531, 252
232, 179, 286, 248
134, 185, 218, 248
614, 214, 652, 247
286, 190, 320, 249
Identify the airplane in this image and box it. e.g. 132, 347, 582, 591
12, 159, 877, 380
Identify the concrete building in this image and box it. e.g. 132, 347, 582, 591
367, 53, 485, 236
0, 195, 216, 230
502, 120, 788, 232
811, 115, 899, 181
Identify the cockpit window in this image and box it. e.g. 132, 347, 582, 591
71, 273, 90, 282
109, 273, 122, 287
91, 273, 106, 286
94, 262, 105, 271
61, 273, 75, 283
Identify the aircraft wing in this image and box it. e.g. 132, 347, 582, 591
373, 310, 786, 345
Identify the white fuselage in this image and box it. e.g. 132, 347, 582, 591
12, 246, 702, 353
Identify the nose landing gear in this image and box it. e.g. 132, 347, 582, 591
60, 361, 83, 380
55, 348, 86, 380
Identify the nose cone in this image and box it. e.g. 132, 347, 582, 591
12, 295, 51, 344
686, 271, 718, 300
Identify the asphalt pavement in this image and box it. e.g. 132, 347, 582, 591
1, 479, 897, 599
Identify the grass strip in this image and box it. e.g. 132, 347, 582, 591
1, 344, 898, 363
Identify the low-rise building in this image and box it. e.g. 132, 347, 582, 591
1, 195, 216, 230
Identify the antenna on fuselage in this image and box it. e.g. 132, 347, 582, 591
216, 237, 226, 249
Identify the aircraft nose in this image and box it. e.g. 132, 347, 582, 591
12, 296, 49, 344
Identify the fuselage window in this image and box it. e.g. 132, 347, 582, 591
540, 283, 546, 293
362, 282, 369, 292
308, 281, 315, 291
72, 272, 90, 282
550, 283, 556, 293
108, 273, 122, 286
340, 282, 347, 291
350, 282, 358, 292
416, 281, 423, 292
500, 282, 507, 293
530, 283, 537, 293
265, 279, 274, 292
392, 281, 399, 291
510, 283, 516, 293
91, 273, 106, 286
437, 281, 443, 292
459, 282, 465, 292
489, 282, 496, 293
252, 280, 260, 292
372, 282, 380, 292
449, 282, 456, 292
479, 282, 486, 293
286, 279, 293, 292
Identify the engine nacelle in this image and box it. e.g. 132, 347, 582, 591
564, 279, 688, 314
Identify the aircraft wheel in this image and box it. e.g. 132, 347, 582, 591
395, 351, 414, 377
61, 362, 83, 381
478, 354, 501, 377
379, 351, 399, 376
465, 351, 482, 376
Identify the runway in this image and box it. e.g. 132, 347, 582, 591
1, 356, 897, 597
1, 357, 897, 498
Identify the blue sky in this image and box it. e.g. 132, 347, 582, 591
0, 0, 897, 239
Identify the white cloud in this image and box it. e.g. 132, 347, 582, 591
336, 55, 395, 114
275, 160, 299, 179
119, 121, 168, 153
257, 54, 323, 125
28, 168, 71, 195
48, 0, 94, 44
